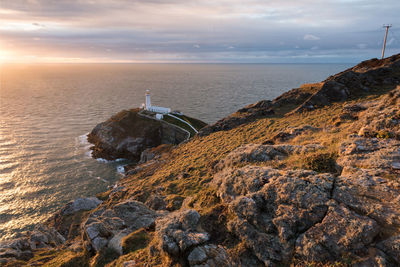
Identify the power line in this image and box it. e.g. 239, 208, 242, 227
381, 24, 392, 59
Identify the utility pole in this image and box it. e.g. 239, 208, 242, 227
381, 24, 392, 59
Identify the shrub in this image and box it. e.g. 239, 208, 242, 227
121, 229, 150, 254
376, 130, 393, 139
302, 152, 338, 174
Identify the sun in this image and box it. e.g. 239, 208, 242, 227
0, 48, 13, 64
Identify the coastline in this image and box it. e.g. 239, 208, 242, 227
1, 54, 400, 266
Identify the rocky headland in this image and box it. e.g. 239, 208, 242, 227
1, 54, 400, 266
87, 109, 206, 162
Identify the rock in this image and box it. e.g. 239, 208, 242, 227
139, 148, 156, 163
214, 143, 321, 172
393, 162, 400, 170
188, 246, 208, 265
219, 166, 335, 264
155, 209, 209, 256
188, 244, 231, 266
337, 136, 400, 171
343, 104, 366, 112
295, 203, 380, 261
333, 168, 400, 229
357, 86, 400, 139
61, 197, 102, 215
88, 109, 193, 161
145, 194, 167, 210
123, 260, 137, 267
212, 166, 279, 202
82, 199, 157, 253
377, 235, 400, 264
352, 249, 388, 267
0, 225, 64, 263
293, 54, 400, 114
198, 100, 274, 136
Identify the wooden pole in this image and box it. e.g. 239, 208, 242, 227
381, 24, 392, 59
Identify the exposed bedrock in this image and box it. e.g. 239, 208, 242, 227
87, 108, 191, 161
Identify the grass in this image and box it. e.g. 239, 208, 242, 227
117, 95, 376, 213
171, 113, 208, 131
121, 229, 151, 254
162, 115, 197, 137
21, 73, 398, 266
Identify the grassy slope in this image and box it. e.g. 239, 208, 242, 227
117, 87, 392, 210
16, 62, 399, 266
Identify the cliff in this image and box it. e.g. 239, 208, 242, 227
1, 54, 400, 267
87, 109, 202, 162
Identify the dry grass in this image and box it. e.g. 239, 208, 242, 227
114, 92, 387, 213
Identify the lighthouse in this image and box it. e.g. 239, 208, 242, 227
144, 90, 171, 114
145, 90, 151, 109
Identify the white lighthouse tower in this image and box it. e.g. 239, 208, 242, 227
145, 90, 151, 109
144, 90, 171, 114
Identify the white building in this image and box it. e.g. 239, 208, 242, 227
144, 90, 171, 114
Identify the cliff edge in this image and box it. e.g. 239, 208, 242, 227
87, 109, 205, 161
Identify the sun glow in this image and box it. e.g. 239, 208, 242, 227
0, 49, 13, 64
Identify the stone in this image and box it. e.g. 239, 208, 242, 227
145, 194, 167, 210
188, 244, 231, 267
82, 199, 157, 253
333, 169, 400, 229
61, 197, 102, 215
219, 166, 335, 264
295, 203, 380, 261
377, 235, 400, 264
155, 209, 209, 256
188, 246, 208, 265
91, 237, 108, 251
123, 260, 137, 267
214, 143, 321, 172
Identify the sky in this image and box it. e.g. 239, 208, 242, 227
0, 0, 399, 63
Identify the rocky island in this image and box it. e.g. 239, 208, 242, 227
1, 54, 400, 266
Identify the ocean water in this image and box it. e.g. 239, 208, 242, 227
0, 63, 350, 239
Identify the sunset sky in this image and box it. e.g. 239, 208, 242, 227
0, 0, 399, 63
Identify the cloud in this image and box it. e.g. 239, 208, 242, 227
357, 43, 368, 49
387, 38, 395, 46
304, 34, 320, 41
0, 0, 399, 63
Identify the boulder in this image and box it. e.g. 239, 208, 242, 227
217, 166, 335, 264
214, 143, 321, 171
82, 199, 157, 254
155, 209, 213, 263
187, 244, 231, 267
61, 197, 102, 216
295, 203, 380, 261
377, 235, 400, 264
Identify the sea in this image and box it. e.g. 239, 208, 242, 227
0, 63, 351, 240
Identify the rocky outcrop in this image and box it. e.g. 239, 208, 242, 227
88, 109, 191, 161
294, 54, 400, 113
200, 54, 400, 136
212, 166, 335, 265
61, 197, 102, 216
214, 142, 321, 172
295, 203, 380, 261
154, 209, 232, 266
82, 199, 157, 254
0, 225, 65, 264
